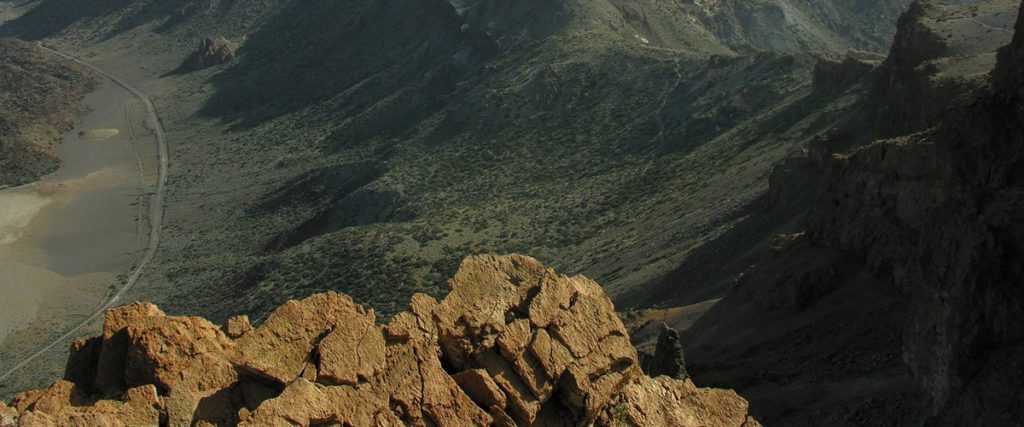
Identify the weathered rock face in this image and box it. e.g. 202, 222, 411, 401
688, 1, 1024, 425
184, 36, 238, 71
3, 255, 758, 426
869, 0, 1017, 138
995, 0, 1024, 93
800, 3, 1024, 420
4, 382, 162, 426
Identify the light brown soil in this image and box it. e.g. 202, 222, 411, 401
77, 129, 120, 140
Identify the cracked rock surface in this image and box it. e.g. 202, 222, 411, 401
2, 255, 757, 426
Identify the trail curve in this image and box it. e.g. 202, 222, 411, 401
0, 43, 169, 384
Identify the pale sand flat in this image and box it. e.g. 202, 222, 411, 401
78, 128, 120, 140
0, 80, 144, 361
0, 259, 65, 344
0, 190, 51, 245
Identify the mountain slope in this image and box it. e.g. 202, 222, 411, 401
692, 0, 912, 53
18, 0, 861, 322
0, 0, 919, 401
0, 38, 97, 187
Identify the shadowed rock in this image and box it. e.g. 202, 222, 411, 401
650, 324, 689, 380
184, 36, 238, 71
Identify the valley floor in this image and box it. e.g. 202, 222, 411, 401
0, 75, 159, 392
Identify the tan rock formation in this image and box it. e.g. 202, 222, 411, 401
232, 292, 360, 385
316, 303, 385, 386
125, 315, 235, 391
223, 315, 252, 339
0, 402, 16, 426
184, 36, 238, 71
4, 383, 161, 426
598, 376, 760, 426
94, 302, 167, 394
3, 255, 758, 426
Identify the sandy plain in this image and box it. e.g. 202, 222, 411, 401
0, 78, 157, 374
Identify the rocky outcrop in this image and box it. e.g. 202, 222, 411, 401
869, 1, 953, 136
995, 0, 1024, 93
2, 255, 758, 426
869, 0, 1017, 137
184, 36, 238, 71
687, 1, 1024, 424
651, 325, 689, 380
799, 4, 1024, 421
638, 324, 690, 381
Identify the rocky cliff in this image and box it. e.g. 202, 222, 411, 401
685, 0, 1024, 425
870, 0, 1018, 137
0, 255, 758, 426
805, 2, 1024, 421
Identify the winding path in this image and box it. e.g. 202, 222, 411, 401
0, 43, 169, 383
964, 17, 1013, 34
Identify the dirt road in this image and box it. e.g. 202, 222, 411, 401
0, 43, 169, 383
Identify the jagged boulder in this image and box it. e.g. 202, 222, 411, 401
598, 376, 760, 426
231, 292, 364, 385
650, 324, 689, 380
223, 315, 252, 339
184, 36, 238, 71
2, 255, 758, 426
3, 383, 161, 426
93, 302, 168, 394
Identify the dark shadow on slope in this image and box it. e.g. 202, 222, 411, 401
618, 155, 822, 310
152, 0, 226, 34
2, 0, 204, 40
263, 188, 417, 253
197, 0, 500, 130
620, 56, 879, 310
2, 0, 131, 39
452, 0, 570, 50
247, 161, 420, 252
655, 53, 814, 155
249, 162, 383, 215
683, 255, 923, 425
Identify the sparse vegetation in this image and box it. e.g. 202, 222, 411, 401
0, 0, 919, 406
0, 38, 97, 186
